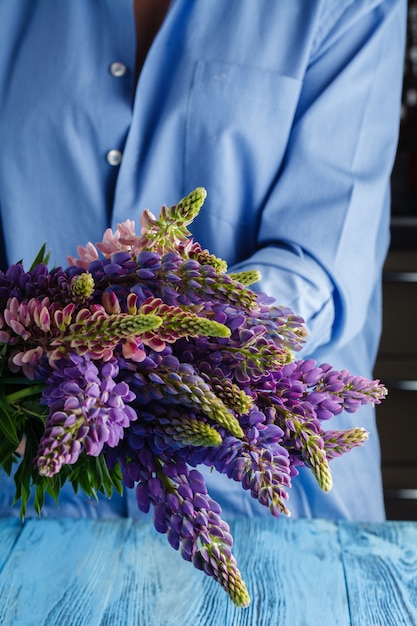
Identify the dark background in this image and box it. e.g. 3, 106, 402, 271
375, 0, 417, 520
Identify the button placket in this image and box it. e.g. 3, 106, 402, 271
106, 61, 129, 166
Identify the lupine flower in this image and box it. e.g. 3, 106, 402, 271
67, 241, 99, 269
35, 354, 136, 476
95, 220, 136, 257
0, 188, 387, 607
125, 450, 250, 607
50, 306, 162, 362
133, 407, 223, 450
183, 240, 229, 274
69, 272, 95, 302
322, 428, 369, 460
129, 357, 244, 439
138, 187, 208, 253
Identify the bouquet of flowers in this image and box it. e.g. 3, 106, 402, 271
0, 188, 386, 606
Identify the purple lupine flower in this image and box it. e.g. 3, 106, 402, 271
1, 188, 390, 607
142, 252, 259, 310
0, 263, 72, 307
123, 446, 250, 607
322, 428, 370, 460
129, 404, 223, 451
320, 367, 388, 411
128, 355, 243, 438
35, 353, 136, 476
205, 421, 292, 516
183, 240, 228, 275
85, 252, 137, 284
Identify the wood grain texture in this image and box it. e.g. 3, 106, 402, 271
0, 518, 416, 625
0, 518, 125, 625
228, 518, 350, 626
0, 518, 23, 573
339, 521, 417, 626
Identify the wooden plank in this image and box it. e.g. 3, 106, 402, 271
339, 521, 417, 625
228, 518, 350, 626
0, 517, 230, 626
101, 518, 351, 626
0, 518, 350, 626
0, 518, 132, 626
99, 518, 230, 626
0, 518, 24, 573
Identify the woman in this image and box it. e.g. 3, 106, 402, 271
0, 0, 406, 520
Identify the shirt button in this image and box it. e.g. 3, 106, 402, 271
109, 62, 127, 77
107, 149, 122, 166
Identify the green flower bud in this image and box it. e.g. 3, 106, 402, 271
70, 273, 95, 301
168, 417, 223, 447
228, 270, 262, 286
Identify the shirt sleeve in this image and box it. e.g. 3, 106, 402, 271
230, 0, 406, 357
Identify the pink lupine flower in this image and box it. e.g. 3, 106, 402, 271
10, 346, 44, 379
67, 242, 99, 270
96, 221, 137, 257
116, 219, 136, 238
33, 305, 51, 333
0, 330, 10, 343
96, 227, 123, 256
102, 290, 121, 314
121, 337, 147, 362
3, 297, 56, 341
0, 313, 10, 343
139, 209, 158, 233
4, 298, 32, 340
54, 303, 76, 331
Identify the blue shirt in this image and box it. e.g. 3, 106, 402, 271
0, 0, 406, 521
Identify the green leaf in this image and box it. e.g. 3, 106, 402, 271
75, 462, 98, 499
96, 455, 123, 497
0, 438, 18, 474
29, 242, 51, 270
109, 464, 124, 496
65, 454, 124, 501
0, 343, 8, 376
0, 395, 21, 447
11, 418, 52, 519
34, 483, 45, 516
44, 474, 62, 507
12, 450, 32, 520
94, 455, 104, 490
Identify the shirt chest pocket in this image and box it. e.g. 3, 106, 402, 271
183, 60, 302, 262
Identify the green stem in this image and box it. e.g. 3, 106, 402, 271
6, 385, 45, 404
16, 406, 48, 420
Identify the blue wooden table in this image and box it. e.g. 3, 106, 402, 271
0, 517, 416, 625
